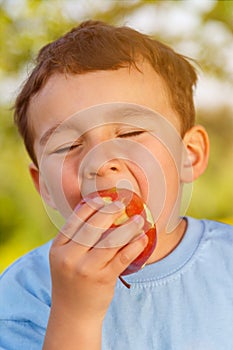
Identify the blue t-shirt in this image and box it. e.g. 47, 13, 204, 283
1, 217, 233, 350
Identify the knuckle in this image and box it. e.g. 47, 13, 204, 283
101, 236, 118, 248
96, 272, 115, 287
119, 251, 131, 265
83, 221, 101, 235
76, 262, 92, 278
60, 256, 74, 272
118, 236, 147, 267
49, 252, 75, 276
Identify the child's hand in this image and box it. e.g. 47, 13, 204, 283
48, 198, 147, 325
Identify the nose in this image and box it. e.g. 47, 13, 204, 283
80, 138, 126, 180
78, 139, 136, 197
84, 158, 122, 179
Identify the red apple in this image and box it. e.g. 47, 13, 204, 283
80, 187, 157, 283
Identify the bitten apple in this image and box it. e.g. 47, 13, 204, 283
80, 187, 157, 281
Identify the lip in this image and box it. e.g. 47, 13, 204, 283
80, 172, 143, 200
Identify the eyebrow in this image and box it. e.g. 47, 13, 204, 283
114, 105, 157, 120
39, 105, 156, 146
39, 123, 67, 146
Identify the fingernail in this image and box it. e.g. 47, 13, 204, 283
139, 233, 148, 246
133, 215, 144, 227
92, 197, 105, 205
113, 200, 125, 209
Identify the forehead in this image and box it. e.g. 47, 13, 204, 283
28, 61, 180, 145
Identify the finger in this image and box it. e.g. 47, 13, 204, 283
95, 214, 144, 249
79, 216, 145, 272
76, 234, 148, 282
109, 233, 148, 276
53, 198, 106, 247
71, 201, 125, 247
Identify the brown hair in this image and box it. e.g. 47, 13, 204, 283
14, 20, 197, 166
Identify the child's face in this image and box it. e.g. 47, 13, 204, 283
28, 61, 191, 233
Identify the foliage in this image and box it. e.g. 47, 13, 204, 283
187, 108, 233, 220
0, 0, 232, 272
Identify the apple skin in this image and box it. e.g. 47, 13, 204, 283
80, 187, 157, 276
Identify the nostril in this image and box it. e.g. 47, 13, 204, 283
86, 171, 96, 179
85, 162, 120, 178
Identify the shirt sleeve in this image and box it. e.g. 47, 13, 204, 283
0, 320, 45, 350
0, 242, 52, 350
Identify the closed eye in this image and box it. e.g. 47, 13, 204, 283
118, 130, 145, 138
54, 143, 81, 154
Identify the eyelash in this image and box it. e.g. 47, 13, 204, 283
118, 130, 145, 138
54, 131, 145, 154
55, 143, 81, 154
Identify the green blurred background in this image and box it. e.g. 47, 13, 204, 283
0, 0, 233, 272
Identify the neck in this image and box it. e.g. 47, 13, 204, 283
146, 217, 187, 264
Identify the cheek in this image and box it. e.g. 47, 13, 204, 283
126, 160, 149, 201
156, 145, 180, 194
62, 176, 80, 209
41, 157, 81, 218
148, 136, 181, 184
60, 158, 81, 210
141, 139, 181, 219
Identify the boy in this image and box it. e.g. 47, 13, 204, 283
1, 20, 233, 350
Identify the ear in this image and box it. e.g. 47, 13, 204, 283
181, 125, 209, 183
29, 163, 57, 210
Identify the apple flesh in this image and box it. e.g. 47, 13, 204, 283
81, 187, 157, 279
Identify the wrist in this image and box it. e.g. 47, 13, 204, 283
43, 307, 103, 350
